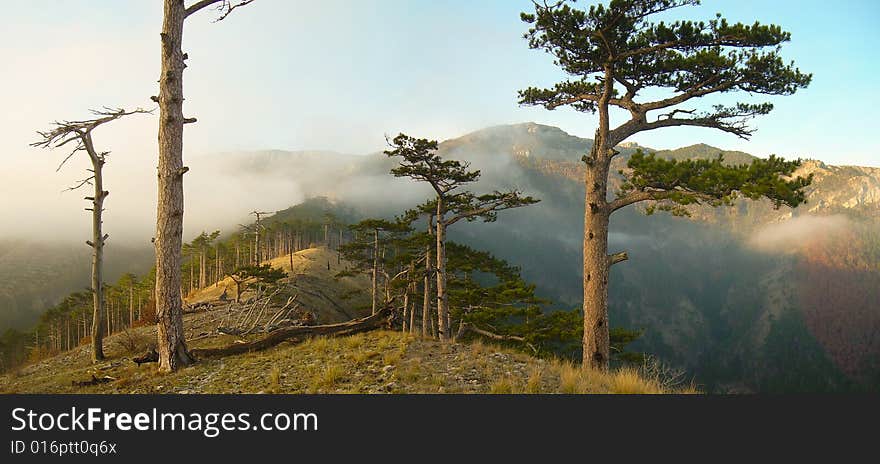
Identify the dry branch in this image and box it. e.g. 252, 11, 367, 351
190, 305, 393, 359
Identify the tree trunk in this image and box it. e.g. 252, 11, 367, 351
89, 156, 105, 361
371, 228, 379, 315
254, 222, 261, 264
582, 96, 612, 370
155, 0, 193, 372
215, 243, 221, 285
289, 234, 294, 272
199, 251, 206, 289
129, 284, 134, 327
423, 219, 432, 338
402, 290, 409, 333
189, 254, 195, 294
435, 199, 449, 341
408, 280, 416, 335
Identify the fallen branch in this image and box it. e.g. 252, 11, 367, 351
73, 375, 117, 387
191, 305, 393, 359
133, 348, 159, 366
457, 323, 538, 354
264, 295, 298, 331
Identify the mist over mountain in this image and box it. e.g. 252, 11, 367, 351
4, 122, 878, 391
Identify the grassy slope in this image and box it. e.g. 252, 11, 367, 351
0, 329, 692, 394
1, 246, 691, 394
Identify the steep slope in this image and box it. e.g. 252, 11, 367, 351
186, 246, 372, 324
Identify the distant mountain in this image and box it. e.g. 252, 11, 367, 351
653, 143, 756, 165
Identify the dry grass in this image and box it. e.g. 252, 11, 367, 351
525, 368, 544, 394
489, 377, 515, 394
0, 326, 692, 395
308, 364, 344, 393
268, 367, 282, 393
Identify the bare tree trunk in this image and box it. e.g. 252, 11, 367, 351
435, 199, 449, 341
199, 251, 206, 289
253, 215, 262, 264
129, 284, 134, 327
215, 243, 221, 285
422, 219, 432, 337
371, 228, 379, 315
402, 290, 409, 333
88, 155, 106, 361
155, 0, 193, 372
582, 115, 612, 371
408, 279, 416, 335
188, 254, 195, 294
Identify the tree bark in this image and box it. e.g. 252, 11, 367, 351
199, 250, 206, 289
155, 0, 193, 372
129, 284, 134, 327
401, 290, 409, 333
89, 152, 106, 361
582, 74, 613, 371
408, 278, 416, 334
435, 199, 449, 341
371, 228, 379, 315
422, 220, 432, 338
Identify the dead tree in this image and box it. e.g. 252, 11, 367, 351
32, 107, 150, 363
154, 0, 257, 372
250, 210, 271, 264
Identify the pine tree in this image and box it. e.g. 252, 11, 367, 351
385, 134, 539, 340
228, 264, 286, 303
154, 0, 257, 372
340, 217, 414, 315
519, 0, 812, 370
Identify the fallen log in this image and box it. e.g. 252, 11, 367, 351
133, 348, 159, 366
73, 375, 116, 387
191, 305, 393, 359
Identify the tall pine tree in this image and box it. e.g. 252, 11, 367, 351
385, 134, 539, 340
519, 0, 812, 370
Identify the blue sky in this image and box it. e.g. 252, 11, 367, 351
1, 0, 877, 163
0, 0, 877, 240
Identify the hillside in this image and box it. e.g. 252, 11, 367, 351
0, 328, 689, 394
0, 245, 687, 395
186, 247, 372, 324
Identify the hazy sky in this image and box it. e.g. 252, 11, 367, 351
1, 0, 877, 242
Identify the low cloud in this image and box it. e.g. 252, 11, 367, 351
747, 215, 851, 253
